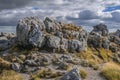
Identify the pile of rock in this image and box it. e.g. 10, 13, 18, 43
88, 23, 110, 49
0, 32, 16, 51
17, 17, 88, 53
109, 30, 120, 52
88, 23, 120, 53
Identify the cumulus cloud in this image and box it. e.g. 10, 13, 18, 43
78, 10, 100, 20
111, 11, 120, 22
0, 0, 120, 31
0, 0, 31, 10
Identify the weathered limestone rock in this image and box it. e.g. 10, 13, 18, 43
114, 29, 120, 37
61, 67, 81, 80
16, 17, 46, 48
0, 36, 9, 51
68, 40, 83, 53
88, 24, 110, 49
11, 63, 22, 72
0, 32, 16, 51
16, 16, 88, 52
91, 23, 108, 36
109, 30, 120, 44
109, 29, 120, 52
60, 38, 68, 52
44, 17, 61, 33
55, 31, 63, 38
47, 35, 61, 50
0, 32, 16, 38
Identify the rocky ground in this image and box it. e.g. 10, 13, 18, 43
0, 17, 120, 80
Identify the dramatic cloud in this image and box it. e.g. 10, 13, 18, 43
0, 0, 120, 31
0, 0, 31, 10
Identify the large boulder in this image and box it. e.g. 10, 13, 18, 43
114, 29, 120, 37
109, 30, 120, 52
61, 67, 81, 80
88, 24, 110, 49
16, 17, 46, 48
109, 30, 120, 44
91, 23, 109, 36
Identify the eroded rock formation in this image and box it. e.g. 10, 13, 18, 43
17, 17, 88, 53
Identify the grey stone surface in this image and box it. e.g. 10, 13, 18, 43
68, 40, 84, 52
91, 23, 109, 36
16, 17, 46, 48
114, 29, 120, 37
44, 17, 61, 33
61, 67, 81, 80
88, 24, 110, 49
60, 38, 68, 52
109, 29, 120, 52
47, 35, 61, 49
11, 63, 22, 72
0, 36, 9, 51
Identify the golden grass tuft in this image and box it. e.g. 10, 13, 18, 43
0, 70, 23, 80
62, 23, 82, 31
101, 62, 120, 80
32, 68, 63, 79
79, 68, 87, 79
98, 48, 113, 62
76, 46, 114, 67
88, 59, 99, 70
76, 47, 102, 66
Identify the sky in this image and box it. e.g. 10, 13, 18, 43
0, 0, 120, 30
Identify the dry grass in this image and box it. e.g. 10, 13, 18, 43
0, 57, 11, 70
62, 23, 82, 31
0, 70, 23, 80
76, 47, 102, 66
32, 68, 64, 79
101, 62, 120, 80
88, 59, 99, 70
79, 68, 87, 79
98, 48, 113, 62
76, 46, 114, 67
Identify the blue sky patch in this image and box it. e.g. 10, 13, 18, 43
32, 6, 40, 10
103, 5, 120, 12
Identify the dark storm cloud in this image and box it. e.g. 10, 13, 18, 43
0, 0, 31, 10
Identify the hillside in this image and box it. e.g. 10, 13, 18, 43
0, 17, 120, 80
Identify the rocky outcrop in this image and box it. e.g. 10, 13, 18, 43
69, 40, 84, 53
88, 24, 110, 49
109, 30, 120, 52
0, 32, 16, 51
91, 23, 108, 36
17, 17, 46, 48
109, 30, 120, 44
16, 17, 88, 53
61, 67, 81, 80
